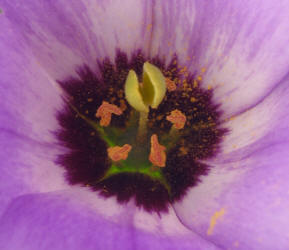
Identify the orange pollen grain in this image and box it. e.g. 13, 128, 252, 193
149, 134, 166, 167
165, 78, 177, 91
107, 144, 132, 162
95, 101, 123, 127
166, 109, 186, 129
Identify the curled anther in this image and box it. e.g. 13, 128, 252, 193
149, 134, 166, 167
166, 109, 186, 129
165, 78, 177, 92
96, 101, 123, 127
107, 144, 132, 162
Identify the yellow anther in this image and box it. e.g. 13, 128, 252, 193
124, 62, 166, 112
149, 134, 166, 167
107, 144, 132, 162
95, 101, 123, 127
165, 78, 177, 92
166, 109, 186, 129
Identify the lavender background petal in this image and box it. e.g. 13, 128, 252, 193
216, 74, 289, 162
0, 130, 67, 216
0, 18, 68, 215
0, 191, 220, 250
1, 0, 289, 249
173, 78, 289, 249
1, 0, 153, 80
0, 18, 63, 141
151, 0, 289, 117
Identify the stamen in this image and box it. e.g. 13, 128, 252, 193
166, 109, 186, 129
165, 78, 177, 92
107, 144, 132, 162
95, 101, 123, 127
149, 134, 166, 167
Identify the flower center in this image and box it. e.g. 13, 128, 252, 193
56, 50, 227, 213
96, 62, 182, 187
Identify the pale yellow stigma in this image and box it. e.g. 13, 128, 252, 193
149, 134, 166, 167
95, 101, 123, 127
166, 109, 187, 129
124, 70, 149, 113
107, 144, 132, 162
124, 62, 167, 113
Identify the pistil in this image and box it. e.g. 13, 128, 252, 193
124, 62, 167, 136
138, 111, 148, 139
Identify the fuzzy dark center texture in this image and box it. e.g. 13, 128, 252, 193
56, 50, 227, 213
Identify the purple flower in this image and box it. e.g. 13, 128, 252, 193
1, 0, 289, 249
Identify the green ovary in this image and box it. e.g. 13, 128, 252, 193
90, 61, 172, 191
95, 117, 170, 191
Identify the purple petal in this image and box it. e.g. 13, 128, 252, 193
0, 18, 67, 214
173, 79, 289, 249
0, 18, 63, 140
2, 0, 153, 79
0, 129, 67, 215
151, 0, 289, 117
214, 74, 289, 163
0, 191, 220, 250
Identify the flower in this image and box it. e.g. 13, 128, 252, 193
1, 0, 289, 249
